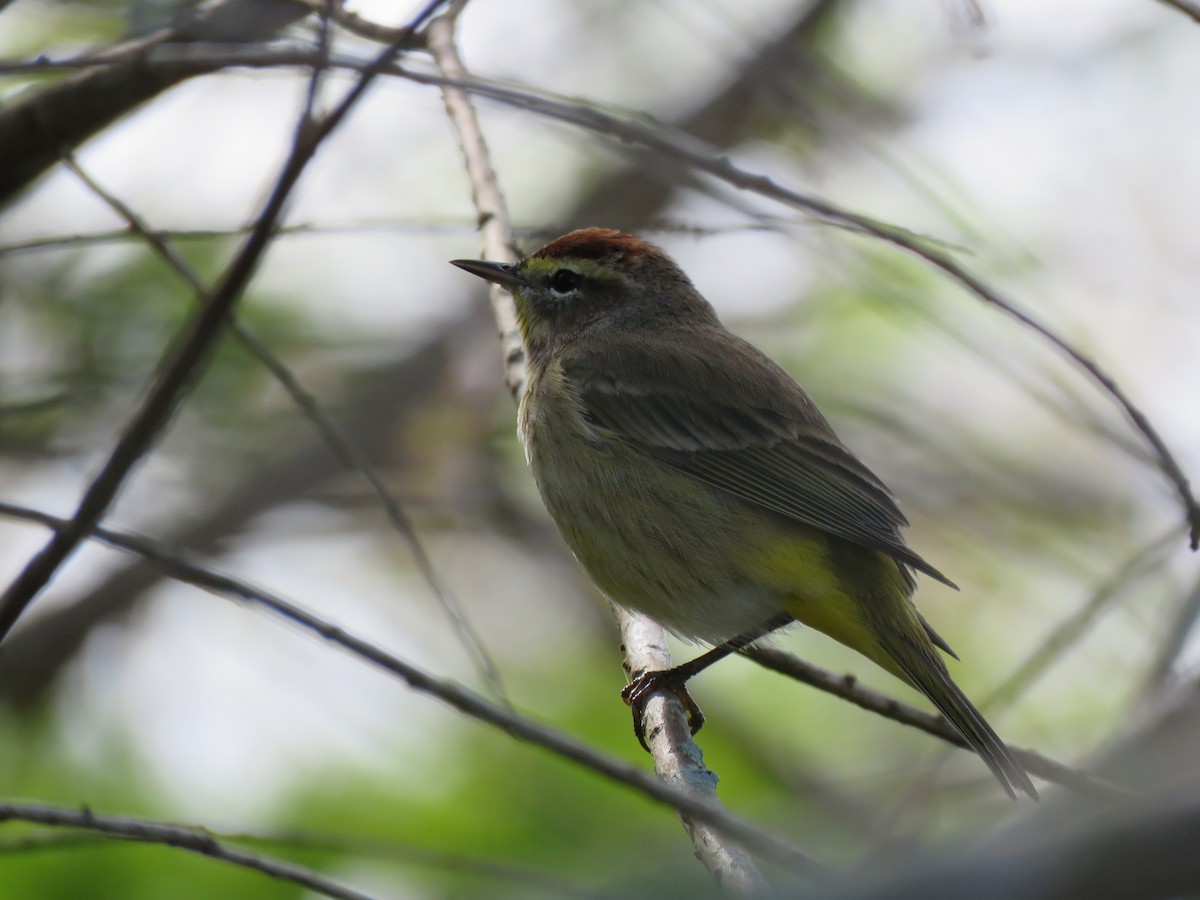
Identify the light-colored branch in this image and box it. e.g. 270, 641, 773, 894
428, 76, 1199, 552
621, 614, 772, 896
0, 499, 821, 875
25, 41, 1191, 549
426, 4, 523, 396
0, 801, 371, 900
379, 8, 778, 890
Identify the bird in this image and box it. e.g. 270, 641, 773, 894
452, 227, 1036, 799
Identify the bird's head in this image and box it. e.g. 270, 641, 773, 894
451, 228, 718, 358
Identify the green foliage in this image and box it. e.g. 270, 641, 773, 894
0, 240, 320, 456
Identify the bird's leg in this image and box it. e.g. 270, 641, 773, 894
622, 613, 793, 751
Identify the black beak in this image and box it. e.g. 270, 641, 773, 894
450, 259, 524, 291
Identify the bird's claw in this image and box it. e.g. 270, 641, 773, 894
621, 669, 706, 752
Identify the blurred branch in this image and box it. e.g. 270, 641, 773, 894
0, 800, 372, 900
421, 74, 1200, 551
0, 501, 823, 876
1156, 0, 1200, 24
877, 668, 1200, 899
36, 42, 1193, 546
0, 1, 446, 644
0, 824, 611, 897
868, 529, 1181, 835
230, 829, 614, 899
427, 6, 778, 890
0, 0, 831, 709
744, 646, 1128, 801
59, 150, 507, 704
292, 0, 419, 42
0, 0, 312, 205
826, 797, 1200, 900
978, 528, 1180, 717
0, 333, 453, 707
0, 219, 776, 257
1140, 573, 1200, 701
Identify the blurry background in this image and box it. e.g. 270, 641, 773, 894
1, 0, 1198, 896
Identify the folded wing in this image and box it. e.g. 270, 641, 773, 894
561, 330, 955, 589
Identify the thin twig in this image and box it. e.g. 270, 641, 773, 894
228, 829, 617, 899
292, 0, 421, 43
0, 825, 611, 898
300, 0, 335, 125
0, 801, 372, 900
979, 528, 1180, 717
17, 25, 1193, 539
868, 529, 1181, 833
58, 150, 507, 703
421, 75, 1199, 551
1140, 572, 1200, 700
0, 495, 1134, 806
426, 5, 523, 397
743, 646, 1129, 801
0, 499, 823, 876
426, 7, 776, 890
0, 1, 443, 642
0, 219, 777, 257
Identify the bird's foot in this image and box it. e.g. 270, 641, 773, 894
621, 668, 705, 752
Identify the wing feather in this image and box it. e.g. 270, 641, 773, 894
561, 331, 955, 588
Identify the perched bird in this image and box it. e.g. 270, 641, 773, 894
452, 228, 1036, 799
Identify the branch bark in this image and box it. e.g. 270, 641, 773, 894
427, 5, 779, 891
0, 800, 372, 900
0, 0, 311, 205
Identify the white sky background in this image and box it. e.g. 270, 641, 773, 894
0, 0, 1198, 823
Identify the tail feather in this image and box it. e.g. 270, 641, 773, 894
887, 640, 1037, 800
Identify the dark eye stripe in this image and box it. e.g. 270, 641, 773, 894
550, 269, 583, 294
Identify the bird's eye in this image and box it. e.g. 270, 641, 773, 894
549, 269, 583, 295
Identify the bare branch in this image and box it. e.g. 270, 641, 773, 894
0, 0, 311, 204
0, 219, 776, 257
0, 500, 823, 876
979, 529, 1181, 717
0, 800, 372, 900
744, 646, 1128, 801
412, 7, 779, 888
620, 614, 772, 895
422, 76, 1199, 551
1140, 573, 1200, 700
0, 826, 611, 897
0, 1, 444, 643
1156, 0, 1200, 24
291, 0, 420, 43
58, 151, 507, 702
426, 5, 523, 396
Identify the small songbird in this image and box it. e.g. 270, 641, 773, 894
452, 228, 1036, 799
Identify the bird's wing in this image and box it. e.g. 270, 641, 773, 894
560, 331, 955, 588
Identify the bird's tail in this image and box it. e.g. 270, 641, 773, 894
881, 634, 1037, 800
